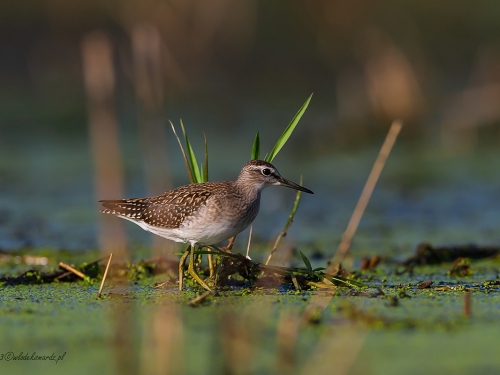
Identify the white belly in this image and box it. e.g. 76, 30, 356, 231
119, 214, 250, 246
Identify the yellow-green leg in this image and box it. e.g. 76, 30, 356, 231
188, 245, 212, 292
208, 253, 214, 278
220, 236, 236, 252
178, 247, 190, 291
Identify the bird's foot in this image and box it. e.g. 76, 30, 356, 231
186, 245, 213, 293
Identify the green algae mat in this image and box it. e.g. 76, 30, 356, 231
1, 253, 500, 375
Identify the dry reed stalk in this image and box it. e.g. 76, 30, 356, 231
97, 253, 113, 299
58, 262, 86, 279
331, 120, 402, 268
302, 121, 402, 336
82, 31, 127, 262
54, 271, 73, 281
290, 272, 301, 291
246, 225, 253, 259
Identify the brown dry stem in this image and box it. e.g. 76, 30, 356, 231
331, 120, 402, 268
59, 262, 87, 279
97, 253, 113, 299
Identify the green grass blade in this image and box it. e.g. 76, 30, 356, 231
265, 177, 303, 265
299, 251, 313, 272
265, 93, 313, 162
180, 119, 202, 183
169, 120, 195, 183
200, 163, 204, 182
251, 131, 260, 160
203, 133, 209, 182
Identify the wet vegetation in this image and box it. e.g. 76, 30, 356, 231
1, 243, 500, 374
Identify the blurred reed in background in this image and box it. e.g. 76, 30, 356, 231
82, 31, 127, 262
131, 23, 174, 256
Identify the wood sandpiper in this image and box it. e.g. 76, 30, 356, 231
99, 159, 313, 291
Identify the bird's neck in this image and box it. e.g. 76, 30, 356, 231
233, 178, 263, 203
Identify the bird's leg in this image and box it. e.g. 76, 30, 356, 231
178, 246, 190, 291
227, 236, 236, 251
188, 245, 212, 292
208, 253, 214, 278
220, 236, 236, 253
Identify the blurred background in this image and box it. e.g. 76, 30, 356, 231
1, 0, 500, 262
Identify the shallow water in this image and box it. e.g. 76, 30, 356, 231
2, 125, 499, 264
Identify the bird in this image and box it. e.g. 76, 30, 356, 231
99, 159, 313, 291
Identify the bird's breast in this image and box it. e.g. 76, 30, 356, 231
178, 192, 261, 245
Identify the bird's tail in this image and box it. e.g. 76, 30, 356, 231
99, 198, 148, 219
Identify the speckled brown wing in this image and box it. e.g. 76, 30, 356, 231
99, 182, 228, 229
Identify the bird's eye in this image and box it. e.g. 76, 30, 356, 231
262, 168, 271, 176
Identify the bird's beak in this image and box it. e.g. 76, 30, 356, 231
278, 177, 314, 194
